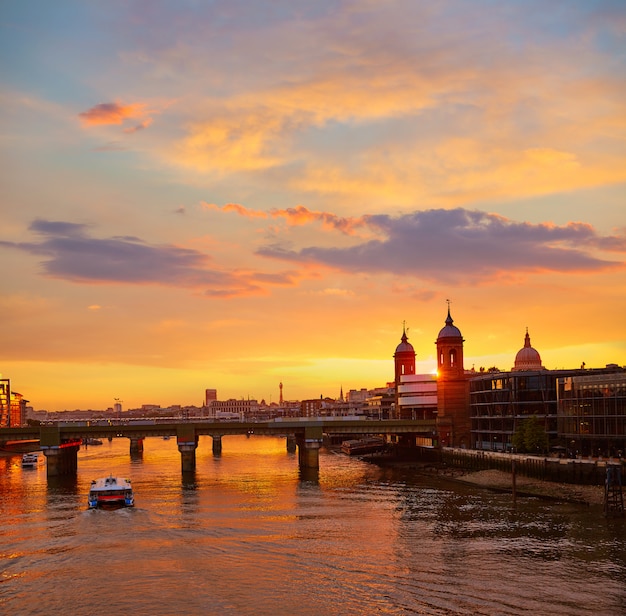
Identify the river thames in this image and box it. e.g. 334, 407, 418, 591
1, 435, 624, 615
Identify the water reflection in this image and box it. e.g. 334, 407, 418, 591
1, 436, 625, 616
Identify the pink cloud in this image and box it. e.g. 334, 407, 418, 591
78, 102, 149, 128
203, 201, 367, 235
201, 202, 269, 219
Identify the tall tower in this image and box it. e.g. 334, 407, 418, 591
279, 382, 283, 406
394, 323, 416, 384
435, 304, 470, 447
394, 323, 416, 419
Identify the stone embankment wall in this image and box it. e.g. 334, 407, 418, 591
441, 448, 624, 487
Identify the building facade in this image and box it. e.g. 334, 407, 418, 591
469, 329, 626, 455
0, 378, 26, 427
557, 371, 626, 457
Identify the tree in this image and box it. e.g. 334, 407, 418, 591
524, 415, 549, 453
512, 415, 549, 454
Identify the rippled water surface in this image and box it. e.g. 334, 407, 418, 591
1, 436, 624, 615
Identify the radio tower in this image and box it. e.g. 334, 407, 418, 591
279, 382, 283, 405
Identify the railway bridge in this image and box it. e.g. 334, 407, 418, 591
1, 418, 437, 477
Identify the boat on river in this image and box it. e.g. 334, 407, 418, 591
82, 437, 103, 446
21, 452, 41, 467
88, 475, 134, 509
341, 437, 386, 456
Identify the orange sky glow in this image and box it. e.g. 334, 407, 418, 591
1, 1, 625, 411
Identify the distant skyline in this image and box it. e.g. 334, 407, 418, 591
1, 1, 625, 411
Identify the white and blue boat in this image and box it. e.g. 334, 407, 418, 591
88, 475, 134, 509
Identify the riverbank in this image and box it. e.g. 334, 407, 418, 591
451, 468, 605, 506
369, 454, 607, 506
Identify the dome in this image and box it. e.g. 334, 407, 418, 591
513, 329, 544, 371
437, 308, 462, 340
395, 330, 414, 354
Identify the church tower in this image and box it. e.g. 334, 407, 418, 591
435, 304, 470, 447
393, 324, 416, 419
394, 323, 416, 385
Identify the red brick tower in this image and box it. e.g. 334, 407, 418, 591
394, 323, 416, 419
435, 305, 470, 447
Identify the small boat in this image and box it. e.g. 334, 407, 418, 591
21, 452, 41, 467
88, 475, 134, 509
83, 437, 103, 446
341, 437, 386, 456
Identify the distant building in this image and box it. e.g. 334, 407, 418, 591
205, 389, 217, 406
0, 378, 26, 427
512, 329, 545, 371
208, 398, 258, 420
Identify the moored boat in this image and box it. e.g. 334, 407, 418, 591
341, 436, 386, 456
21, 452, 41, 467
88, 475, 134, 509
83, 437, 103, 445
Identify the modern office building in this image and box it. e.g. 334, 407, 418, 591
557, 371, 626, 457
469, 330, 626, 454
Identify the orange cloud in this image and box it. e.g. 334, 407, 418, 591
200, 202, 268, 219
203, 201, 367, 235
78, 102, 149, 127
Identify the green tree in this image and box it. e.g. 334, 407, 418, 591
524, 415, 549, 453
512, 415, 549, 454
512, 420, 527, 452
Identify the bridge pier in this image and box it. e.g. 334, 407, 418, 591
178, 441, 198, 472
297, 427, 323, 470
129, 437, 144, 455
177, 425, 198, 473
42, 444, 79, 477
286, 434, 297, 453
212, 435, 222, 455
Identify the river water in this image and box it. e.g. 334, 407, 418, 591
1, 435, 624, 615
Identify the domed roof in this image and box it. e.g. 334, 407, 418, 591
395, 329, 414, 354
513, 329, 544, 371
437, 308, 463, 340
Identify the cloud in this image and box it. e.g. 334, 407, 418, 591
204, 201, 369, 235
257, 208, 626, 283
79, 102, 148, 126
123, 118, 153, 134
145, 1, 626, 208
0, 220, 296, 298
201, 202, 269, 219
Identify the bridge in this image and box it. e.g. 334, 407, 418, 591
1, 418, 437, 476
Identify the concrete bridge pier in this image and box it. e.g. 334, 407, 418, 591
286, 434, 297, 453
177, 425, 198, 473
129, 437, 144, 455
212, 435, 223, 455
178, 441, 198, 472
297, 427, 323, 470
42, 444, 79, 477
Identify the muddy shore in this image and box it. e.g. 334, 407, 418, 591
371, 457, 607, 507
450, 468, 605, 506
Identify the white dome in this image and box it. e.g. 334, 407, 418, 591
513, 330, 544, 371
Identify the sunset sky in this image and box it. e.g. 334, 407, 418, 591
1, 1, 625, 412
